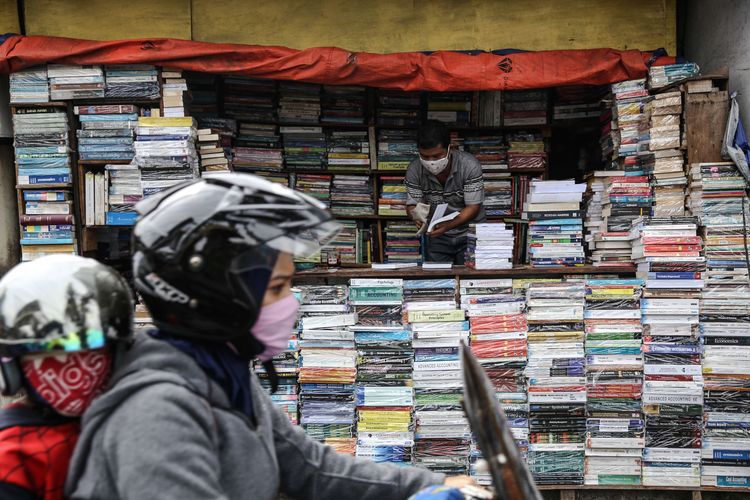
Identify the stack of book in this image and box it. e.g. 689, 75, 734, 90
377, 129, 418, 171
553, 86, 603, 121
630, 216, 704, 487
74, 104, 138, 162
464, 134, 507, 171
128, 116, 199, 223
476, 91, 503, 127
611, 79, 650, 162
13, 107, 71, 186
583, 171, 607, 256
525, 281, 587, 484
584, 279, 645, 485
408, 281, 471, 475
322, 220, 371, 266
9, 67, 49, 104
427, 92, 471, 126
464, 223, 514, 270
19, 189, 76, 261
281, 126, 327, 170
223, 77, 277, 123
378, 176, 407, 216
384, 221, 421, 263
603, 174, 651, 232
320, 86, 366, 125
326, 130, 370, 171
161, 68, 188, 117
232, 123, 283, 172
278, 82, 321, 124
197, 126, 233, 176
648, 63, 700, 89
184, 72, 219, 119
504, 90, 548, 126
649, 91, 685, 216
297, 285, 357, 452
353, 278, 413, 465
376, 90, 421, 127
507, 131, 546, 171
293, 174, 331, 207
104, 65, 160, 99
690, 162, 750, 487
524, 180, 586, 267
48, 65, 105, 100
330, 175, 374, 216
461, 278, 528, 484
482, 173, 513, 217
104, 163, 141, 224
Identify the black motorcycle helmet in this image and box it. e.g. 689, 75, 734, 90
132, 173, 340, 359
0, 255, 134, 395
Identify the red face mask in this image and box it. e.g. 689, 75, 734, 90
20, 349, 112, 417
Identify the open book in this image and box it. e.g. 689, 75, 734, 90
416, 203, 460, 236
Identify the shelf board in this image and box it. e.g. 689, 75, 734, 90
294, 264, 635, 280
17, 183, 73, 189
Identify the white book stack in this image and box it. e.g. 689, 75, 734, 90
161, 68, 187, 118
465, 223, 513, 269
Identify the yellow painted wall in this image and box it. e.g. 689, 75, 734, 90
22, 0, 676, 54
0, 0, 19, 34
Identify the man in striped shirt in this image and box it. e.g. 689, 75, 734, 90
405, 120, 485, 265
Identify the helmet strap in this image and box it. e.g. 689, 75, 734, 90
0, 357, 22, 396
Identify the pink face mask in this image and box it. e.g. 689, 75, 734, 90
252, 294, 300, 362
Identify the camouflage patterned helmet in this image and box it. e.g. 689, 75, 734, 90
0, 255, 134, 357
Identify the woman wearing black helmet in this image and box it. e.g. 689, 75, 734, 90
66, 174, 473, 499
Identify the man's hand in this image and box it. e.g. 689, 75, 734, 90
415, 219, 424, 230
443, 475, 476, 489
427, 222, 449, 238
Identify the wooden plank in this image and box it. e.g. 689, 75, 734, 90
685, 91, 730, 165
559, 490, 576, 500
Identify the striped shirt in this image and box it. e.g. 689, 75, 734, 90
405, 150, 485, 236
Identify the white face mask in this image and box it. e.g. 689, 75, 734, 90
419, 146, 451, 175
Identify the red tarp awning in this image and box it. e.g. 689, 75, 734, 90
0, 35, 675, 91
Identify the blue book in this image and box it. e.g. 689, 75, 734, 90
105, 211, 138, 226
23, 191, 68, 201
717, 476, 750, 488
647, 272, 701, 279
79, 113, 139, 122
19, 168, 72, 176
77, 137, 134, 145
20, 237, 74, 245
18, 174, 71, 185
135, 135, 190, 141
710, 450, 750, 461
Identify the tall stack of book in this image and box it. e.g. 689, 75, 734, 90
9, 67, 49, 104
184, 72, 219, 118
232, 123, 283, 172
378, 176, 407, 216
384, 222, 422, 264
584, 279, 645, 485
476, 91, 503, 127
377, 129, 418, 172
408, 281, 471, 475
197, 126, 233, 176
74, 104, 138, 162
461, 278, 528, 484
223, 77, 277, 123
293, 174, 331, 207
281, 126, 326, 170
503, 90, 548, 126
104, 65, 160, 99
320, 86, 366, 125
482, 174, 512, 217
427, 92, 471, 127
609, 79, 649, 167
13, 108, 71, 186
104, 163, 141, 225
160, 68, 188, 117
48, 65, 105, 100
464, 223, 513, 270
297, 285, 357, 453
525, 281, 587, 484
18, 189, 76, 261
630, 216, 704, 487
330, 175, 374, 216
689, 162, 750, 487
322, 220, 371, 266
524, 180, 586, 267
648, 91, 686, 216
584, 171, 607, 257
507, 131, 546, 171
464, 134, 507, 171
326, 130, 370, 172
278, 82, 321, 124
127, 116, 199, 223
376, 90, 421, 127
353, 277, 413, 465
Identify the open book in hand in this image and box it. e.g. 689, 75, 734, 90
416, 203, 460, 236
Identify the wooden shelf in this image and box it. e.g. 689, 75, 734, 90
294, 264, 635, 280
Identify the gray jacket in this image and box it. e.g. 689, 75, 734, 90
66, 332, 445, 499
